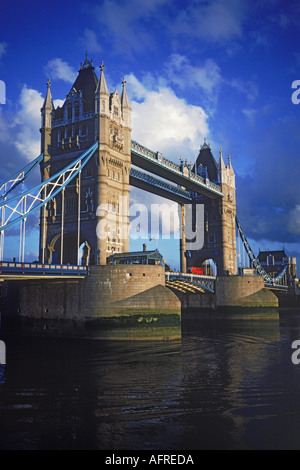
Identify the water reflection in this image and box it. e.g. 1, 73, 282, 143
0, 310, 300, 449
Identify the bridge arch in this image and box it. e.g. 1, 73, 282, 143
46, 231, 94, 265
188, 255, 218, 277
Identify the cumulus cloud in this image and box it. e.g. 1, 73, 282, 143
90, 0, 247, 55
44, 58, 77, 84
92, 0, 168, 53
165, 54, 222, 96
13, 85, 43, 160
127, 73, 209, 160
80, 28, 102, 54
169, 0, 246, 43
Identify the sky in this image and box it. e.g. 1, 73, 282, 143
0, 0, 300, 273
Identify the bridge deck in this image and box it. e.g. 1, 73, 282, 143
0, 262, 87, 280
131, 141, 223, 199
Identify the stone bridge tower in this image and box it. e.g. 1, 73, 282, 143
187, 141, 237, 276
39, 54, 131, 265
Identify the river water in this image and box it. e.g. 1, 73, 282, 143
1, 310, 300, 450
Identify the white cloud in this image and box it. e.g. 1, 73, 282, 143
242, 108, 258, 125
80, 28, 102, 54
53, 98, 64, 109
44, 58, 76, 84
0, 108, 11, 143
127, 74, 209, 160
170, 0, 246, 43
165, 54, 222, 96
13, 85, 43, 160
93, 0, 168, 52
229, 77, 258, 102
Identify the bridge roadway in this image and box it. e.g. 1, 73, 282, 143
0, 263, 288, 295
0, 262, 215, 292
131, 140, 224, 199
129, 168, 192, 204
0, 262, 87, 280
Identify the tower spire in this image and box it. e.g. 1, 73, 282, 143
42, 78, 53, 110
95, 61, 109, 95
121, 77, 130, 109
80, 51, 93, 70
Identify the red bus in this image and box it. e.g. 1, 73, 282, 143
188, 266, 203, 275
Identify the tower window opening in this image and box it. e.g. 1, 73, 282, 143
74, 103, 79, 118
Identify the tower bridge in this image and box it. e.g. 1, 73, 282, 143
0, 54, 297, 335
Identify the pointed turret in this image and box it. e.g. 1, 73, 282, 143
95, 61, 109, 115
41, 78, 53, 127
217, 148, 226, 184
217, 149, 235, 188
40, 78, 53, 159
121, 77, 131, 129
121, 77, 130, 109
96, 61, 109, 95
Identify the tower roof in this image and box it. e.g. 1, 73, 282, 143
54, 53, 98, 119
194, 139, 218, 181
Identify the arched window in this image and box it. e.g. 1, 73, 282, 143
67, 106, 72, 120
74, 103, 80, 118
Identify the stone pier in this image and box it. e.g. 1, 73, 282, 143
1, 265, 181, 340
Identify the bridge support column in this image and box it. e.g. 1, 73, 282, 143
180, 204, 187, 273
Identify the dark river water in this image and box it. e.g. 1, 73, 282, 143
1, 310, 300, 450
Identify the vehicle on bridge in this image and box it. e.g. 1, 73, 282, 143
187, 266, 204, 275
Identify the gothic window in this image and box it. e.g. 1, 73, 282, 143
208, 232, 216, 244
67, 106, 72, 121
74, 103, 79, 119
114, 106, 118, 117
65, 197, 77, 214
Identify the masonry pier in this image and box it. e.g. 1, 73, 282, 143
1, 271, 284, 340
181, 275, 280, 320
1, 265, 182, 340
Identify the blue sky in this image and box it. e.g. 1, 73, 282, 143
0, 0, 300, 272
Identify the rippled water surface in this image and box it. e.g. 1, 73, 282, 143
1, 311, 300, 450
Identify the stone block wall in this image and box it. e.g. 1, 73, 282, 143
215, 275, 279, 308
3, 265, 181, 320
